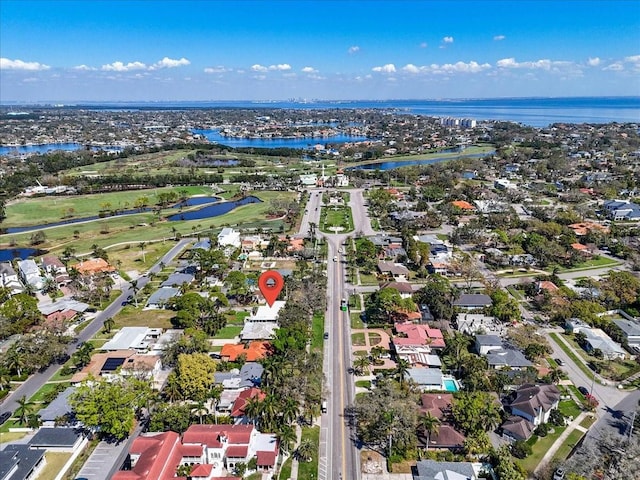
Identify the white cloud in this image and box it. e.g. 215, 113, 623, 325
442, 36, 454, 43
204, 66, 230, 73
402, 64, 421, 74
587, 57, 601, 67
493, 35, 505, 41
73, 64, 96, 71
22, 77, 39, 82
603, 62, 624, 71
402, 61, 490, 75
251, 64, 268, 72
101, 61, 147, 71
151, 57, 190, 69
372, 63, 396, 73
301, 66, 318, 73
624, 55, 640, 63
268, 64, 291, 71
0, 57, 50, 71
496, 57, 552, 70
348, 45, 360, 54
420, 42, 428, 48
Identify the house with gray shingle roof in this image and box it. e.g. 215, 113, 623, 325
413, 459, 478, 480
507, 384, 560, 426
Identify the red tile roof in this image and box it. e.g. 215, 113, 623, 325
220, 341, 269, 362
112, 432, 185, 480
183, 424, 255, 447
231, 388, 265, 417
226, 445, 248, 458
257, 450, 278, 466
452, 200, 475, 210
190, 464, 213, 477
394, 323, 446, 348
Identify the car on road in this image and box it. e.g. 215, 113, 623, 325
333, 256, 338, 262
323, 332, 329, 340
555, 358, 564, 366
578, 386, 589, 396
553, 468, 565, 480
0, 411, 12, 424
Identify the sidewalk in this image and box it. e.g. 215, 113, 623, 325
533, 411, 591, 475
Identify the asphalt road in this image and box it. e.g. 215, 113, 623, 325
0, 237, 192, 422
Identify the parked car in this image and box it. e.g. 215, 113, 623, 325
323, 332, 329, 340
555, 358, 564, 366
0, 411, 12, 424
578, 386, 589, 396
553, 468, 565, 480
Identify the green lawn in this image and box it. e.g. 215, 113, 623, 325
29, 382, 70, 403
114, 308, 174, 329
352, 332, 366, 346
552, 428, 585, 463
213, 326, 242, 339
556, 256, 621, 272
319, 205, 354, 234
350, 312, 364, 329
558, 399, 582, 419
506, 286, 525, 300
278, 456, 293, 480
579, 416, 596, 429
518, 426, 567, 473
311, 312, 325, 351
296, 426, 320, 479
355, 380, 371, 388
359, 272, 378, 285
350, 294, 362, 310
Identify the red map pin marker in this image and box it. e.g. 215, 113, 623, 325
258, 270, 284, 307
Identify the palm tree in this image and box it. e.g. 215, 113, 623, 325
276, 424, 297, 455
294, 438, 313, 462
5, 349, 26, 377
243, 395, 263, 427
138, 242, 147, 263
0, 367, 10, 391
103, 317, 115, 334
129, 280, 140, 307
280, 398, 299, 426
396, 358, 410, 386
191, 401, 208, 424
15, 395, 34, 426
353, 355, 371, 376
548, 367, 562, 384
418, 412, 440, 451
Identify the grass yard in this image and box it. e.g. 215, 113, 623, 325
557, 256, 621, 272
559, 399, 582, 419
296, 426, 320, 480
368, 332, 382, 346
552, 428, 585, 463
320, 205, 354, 233
37, 452, 72, 480
350, 294, 362, 310
355, 380, 371, 388
29, 382, 70, 403
114, 308, 174, 329
518, 426, 567, 473
0, 431, 28, 443
359, 272, 378, 285
506, 286, 525, 300
278, 456, 292, 480
352, 332, 366, 346
580, 415, 596, 429
213, 326, 242, 339
351, 312, 364, 329
311, 312, 325, 351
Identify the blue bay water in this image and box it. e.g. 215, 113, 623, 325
2, 98, 638, 155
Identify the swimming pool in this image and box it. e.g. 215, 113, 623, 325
443, 379, 459, 392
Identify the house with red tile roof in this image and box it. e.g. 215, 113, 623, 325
73, 258, 115, 275
393, 323, 446, 366
183, 424, 279, 476
230, 388, 266, 418
451, 200, 475, 211
112, 424, 279, 480
220, 341, 269, 362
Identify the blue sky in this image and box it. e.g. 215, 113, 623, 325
1, 0, 639, 102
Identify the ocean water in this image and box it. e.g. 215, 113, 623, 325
75, 96, 640, 127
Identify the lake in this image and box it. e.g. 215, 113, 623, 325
167, 196, 262, 221
348, 151, 495, 171
191, 129, 369, 149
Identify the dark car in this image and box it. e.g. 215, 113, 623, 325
0, 411, 12, 424
323, 332, 329, 339
578, 386, 589, 396
555, 358, 564, 366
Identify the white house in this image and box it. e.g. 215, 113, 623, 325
508, 384, 561, 426
0, 262, 24, 295
17, 259, 44, 290
217, 227, 241, 254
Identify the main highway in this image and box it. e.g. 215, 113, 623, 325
299, 188, 376, 480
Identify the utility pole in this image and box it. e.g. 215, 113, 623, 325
629, 410, 637, 443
